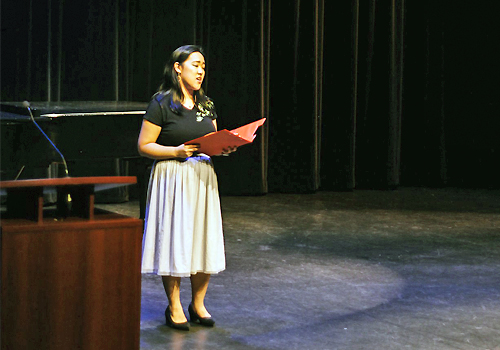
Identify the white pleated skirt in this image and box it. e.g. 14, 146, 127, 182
141, 154, 226, 277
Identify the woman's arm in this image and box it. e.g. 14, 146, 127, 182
137, 119, 199, 159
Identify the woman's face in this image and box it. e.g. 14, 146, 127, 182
175, 51, 205, 93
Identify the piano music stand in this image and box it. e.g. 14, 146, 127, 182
1, 177, 143, 350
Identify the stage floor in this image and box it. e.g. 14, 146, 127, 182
96, 187, 500, 350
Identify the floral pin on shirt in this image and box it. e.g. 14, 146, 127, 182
196, 100, 214, 122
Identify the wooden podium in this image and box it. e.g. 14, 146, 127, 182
0, 177, 143, 350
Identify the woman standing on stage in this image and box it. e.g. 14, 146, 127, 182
138, 45, 230, 330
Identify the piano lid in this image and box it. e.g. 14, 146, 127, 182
0, 101, 148, 119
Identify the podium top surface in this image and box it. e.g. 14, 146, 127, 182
0, 176, 137, 195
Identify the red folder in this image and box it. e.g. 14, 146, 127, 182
186, 118, 266, 156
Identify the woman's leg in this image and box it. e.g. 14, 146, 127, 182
162, 276, 187, 323
190, 272, 211, 318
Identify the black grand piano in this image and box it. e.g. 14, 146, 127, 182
1, 101, 152, 215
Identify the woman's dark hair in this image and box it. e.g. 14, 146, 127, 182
159, 45, 212, 115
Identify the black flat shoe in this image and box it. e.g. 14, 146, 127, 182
188, 303, 215, 327
165, 306, 189, 331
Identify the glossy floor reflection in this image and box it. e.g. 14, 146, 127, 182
97, 187, 500, 350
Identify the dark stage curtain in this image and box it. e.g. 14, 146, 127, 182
263, 0, 406, 192
0, 0, 199, 103
3, 0, 500, 193
320, 0, 358, 191
196, 0, 326, 194
400, 2, 500, 189
439, 2, 500, 188
348, 0, 405, 190
400, 1, 447, 187
266, 0, 324, 193
195, 0, 269, 195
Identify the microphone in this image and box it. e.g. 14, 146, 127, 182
23, 101, 69, 177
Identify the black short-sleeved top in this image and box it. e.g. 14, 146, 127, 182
143, 91, 217, 147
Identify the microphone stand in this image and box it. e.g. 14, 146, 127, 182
23, 101, 69, 177
24, 101, 72, 217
